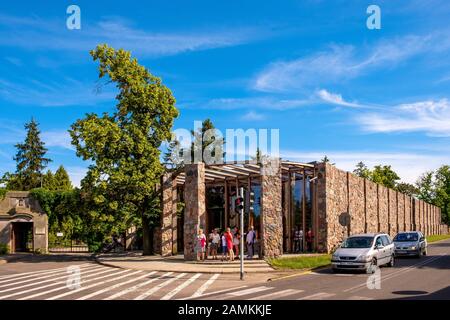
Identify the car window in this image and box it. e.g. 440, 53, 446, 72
394, 233, 418, 242
341, 237, 373, 248
381, 236, 390, 246
375, 237, 383, 247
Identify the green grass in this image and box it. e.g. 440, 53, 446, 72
426, 234, 450, 243
268, 254, 332, 270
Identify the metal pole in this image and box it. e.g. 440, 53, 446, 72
239, 187, 244, 280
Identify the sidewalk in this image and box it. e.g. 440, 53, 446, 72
0, 253, 31, 265
96, 251, 276, 274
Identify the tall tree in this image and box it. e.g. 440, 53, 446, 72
70, 44, 178, 255
433, 166, 450, 224
42, 170, 55, 190
396, 182, 419, 197
3, 119, 51, 190
53, 165, 72, 190
370, 165, 400, 189
190, 118, 224, 164
416, 171, 435, 203
353, 161, 371, 179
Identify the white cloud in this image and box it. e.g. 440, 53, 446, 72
41, 131, 74, 150
357, 99, 450, 137
282, 150, 449, 183
0, 14, 268, 58
241, 111, 266, 121
180, 96, 310, 110
316, 89, 361, 107
0, 77, 115, 107
253, 33, 443, 93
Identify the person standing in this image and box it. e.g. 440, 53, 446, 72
306, 228, 314, 252
210, 229, 220, 260
246, 226, 256, 259
196, 229, 206, 261
221, 231, 228, 261
224, 227, 234, 262
233, 227, 241, 258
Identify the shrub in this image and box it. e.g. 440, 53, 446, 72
0, 243, 10, 255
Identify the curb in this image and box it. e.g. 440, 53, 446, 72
94, 255, 277, 274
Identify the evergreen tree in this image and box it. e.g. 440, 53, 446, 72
3, 119, 51, 190
353, 161, 371, 179
53, 165, 72, 190
42, 170, 55, 190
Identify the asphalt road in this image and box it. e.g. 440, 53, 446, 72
0, 238, 449, 300
199, 238, 450, 300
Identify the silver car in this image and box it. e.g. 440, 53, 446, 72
331, 233, 395, 274
393, 231, 427, 257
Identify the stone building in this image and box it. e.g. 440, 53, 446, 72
0, 191, 48, 253
156, 160, 449, 260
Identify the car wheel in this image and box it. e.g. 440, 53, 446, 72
416, 249, 421, 258
366, 258, 377, 274
423, 247, 427, 256
387, 255, 395, 267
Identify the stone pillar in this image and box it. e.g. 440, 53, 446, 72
160, 173, 177, 256
260, 158, 283, 258
183, 163, 206, 260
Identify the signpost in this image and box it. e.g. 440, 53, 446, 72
239, 187, 244, 280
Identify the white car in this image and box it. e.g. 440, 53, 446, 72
331, 233, 395, 274
393, 231, 427, 257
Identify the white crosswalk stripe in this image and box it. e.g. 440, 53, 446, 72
189, 273, 220, 298
17, 268, 128, 300
77, 271, 157, 300
134, 273, 186, 300
0, 263, 91, 281
224, 286, 272, 299
347, 295, 373, 300
0, 266, 108, 298
249, 289, 304, 300
104, 272, 173, 300
298, 292, 336, 300
0, 264, 101, 289
46, 270, 141, 300
160, 273, 201, 300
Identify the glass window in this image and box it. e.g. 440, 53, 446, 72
375, 237, 383, 247
341, 236, 373, 248
381, 236, 390, 246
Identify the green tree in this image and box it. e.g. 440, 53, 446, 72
190, 118, 224, 164
2, 119, 51, 190
396, 182, 419, 197
353, 161, 371, 179
369, 165, 400, 189
70, 44, 178, 255
416, 171, 435, 203
53, 165, 72, 190
434, 166, 450, 224
42, 170, 55, 190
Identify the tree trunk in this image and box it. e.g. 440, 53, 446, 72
142, 213, 154, 255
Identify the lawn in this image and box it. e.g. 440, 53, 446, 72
426, 234, 450, 243
268, 254, 332, 270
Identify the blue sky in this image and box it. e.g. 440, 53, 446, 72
1, 0, 450, 186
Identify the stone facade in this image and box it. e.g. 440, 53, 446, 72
0, 191, 48, 253
160, 172, 177, 256
317, 163, 447, 253
260, 159, 283, 258
183, 163, 206, 260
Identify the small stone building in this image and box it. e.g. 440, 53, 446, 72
0, 191, 48, 253
156, 160, 449, 260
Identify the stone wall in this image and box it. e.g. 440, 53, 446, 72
183, 163, 206, 260
160, 173, 178, 256
260, 159, 283, 258
317, 163, 446, 253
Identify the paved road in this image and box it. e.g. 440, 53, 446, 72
0, 254, 253, 300
198, 238, 450, 300
1, 239, 449, 300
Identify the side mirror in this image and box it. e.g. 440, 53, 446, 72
420, 237, 425, 242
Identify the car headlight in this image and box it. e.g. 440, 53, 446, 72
358, 254, 370, 262
410, 246, 416, 250
332, 254, 339, 260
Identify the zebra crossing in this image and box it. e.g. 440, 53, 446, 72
0, 263, 221, 300
0, 263, 373, 300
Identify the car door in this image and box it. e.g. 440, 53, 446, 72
381, 235, 393, 262
374, 236, 385, 263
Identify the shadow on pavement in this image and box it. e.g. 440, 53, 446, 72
391, 286, 450, 300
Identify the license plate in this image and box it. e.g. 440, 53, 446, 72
397, 250, 406, 254
340, 262, 352, 265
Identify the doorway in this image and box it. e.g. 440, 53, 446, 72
11, 222, 33, 252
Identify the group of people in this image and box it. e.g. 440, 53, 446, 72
195, 226, 257, 261
293, 226, 314, 253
